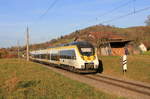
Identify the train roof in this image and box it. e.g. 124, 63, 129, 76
30, 41, 94, 54
48, 41, 94, 48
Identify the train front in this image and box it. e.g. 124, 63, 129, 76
76, 42, 99, 73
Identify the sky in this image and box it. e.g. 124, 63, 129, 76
0, 0, 150, 48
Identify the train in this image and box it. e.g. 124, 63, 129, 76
30, 41, 99, 73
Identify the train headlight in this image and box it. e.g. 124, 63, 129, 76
82, 56, 95, 61
90, 56, 95, 60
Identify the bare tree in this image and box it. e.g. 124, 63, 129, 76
145, 15, 150, 26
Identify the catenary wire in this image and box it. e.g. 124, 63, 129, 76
72, 0, 135, 31
30, 0, 59, 26
101, 6, 150, 24
39, 0, 59, 19
97, 0, 134, 19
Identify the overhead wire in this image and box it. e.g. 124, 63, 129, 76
73, 0, 135, 30
39, 0, 59, 19
97, 0, 134, 19
100, 6, 150, 24
30, 0, 59, 26
71, 0, 150, 33
27, 0, 59, 47
133, 0, 136, 14
30, 0, 150, 40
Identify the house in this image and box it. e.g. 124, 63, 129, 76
89, 32, 132, 56
139, 43, 147, 52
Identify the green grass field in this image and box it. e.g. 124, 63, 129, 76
0, 59, 124, 99
100, 55, 150, 83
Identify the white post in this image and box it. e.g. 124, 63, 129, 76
122, 55, 127, 73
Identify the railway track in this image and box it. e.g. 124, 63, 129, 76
84, 74, 150, 97
38, 63, 150, 99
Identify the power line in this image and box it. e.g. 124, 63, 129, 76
71, 0, 135, 31
39, 0, 59, 19
133, 0, 136, 14
73, 5, 150, 31
97, 0, 134, 19
28, 0, 59, 45
100, 6, 150, 24
30, 0, 59, 26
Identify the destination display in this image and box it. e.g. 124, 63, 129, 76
81, 48, 92, 52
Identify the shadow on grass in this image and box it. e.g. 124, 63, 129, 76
17, 80, 41, 98
17, 80, 41, 88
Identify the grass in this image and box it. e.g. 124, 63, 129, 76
0, 59, 124, 99
141, 51, 150, 55
100, 55, 150, 83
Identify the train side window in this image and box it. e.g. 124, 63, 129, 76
47, 54, 50, 60
51, 54, 59, 61
60, 50, 76, 60
39, 54, 48, 59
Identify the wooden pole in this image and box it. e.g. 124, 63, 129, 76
26, 26, 29, 61
17, 40, 20, 58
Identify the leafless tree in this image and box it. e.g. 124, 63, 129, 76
145, 15, 150, 26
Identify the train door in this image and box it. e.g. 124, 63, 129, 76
50, 49, 60, 65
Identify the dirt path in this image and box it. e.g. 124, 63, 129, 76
43, 65, 150, 99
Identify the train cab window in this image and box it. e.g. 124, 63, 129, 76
80, 48, 94, 56
74, 41, 95, 56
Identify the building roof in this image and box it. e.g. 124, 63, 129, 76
89, 32, 130, 42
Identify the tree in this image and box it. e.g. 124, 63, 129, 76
0, 48, 8, 58
145, 15, 150, 26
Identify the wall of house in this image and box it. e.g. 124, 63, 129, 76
99, 41, 132, 56
111, 48, 124, 56
101, 47, 111, 56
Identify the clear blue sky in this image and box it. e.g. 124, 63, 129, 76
0, 0, 150, 48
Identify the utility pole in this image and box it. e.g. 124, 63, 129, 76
26, 26, 29, 61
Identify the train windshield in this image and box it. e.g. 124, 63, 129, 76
80, 48, 94, 56
75, 42, 95, 56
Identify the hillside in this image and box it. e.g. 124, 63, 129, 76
30, 25, 150, 50
1, 25, 150, 58
37, 25, 150, 48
